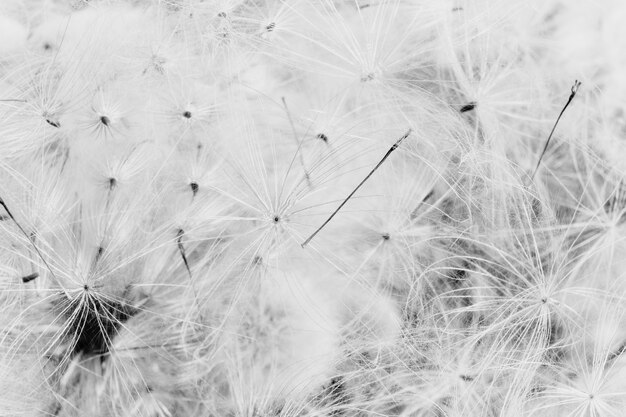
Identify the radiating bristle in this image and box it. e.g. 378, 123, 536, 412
0, 2, 623, 417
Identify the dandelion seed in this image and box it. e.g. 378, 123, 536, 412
0, 3, 614, 415
94, 246, 104, 264
460, 102, 477, 113
21, 272, 39, 283
301, 129, 412, 247
316, 133, 329, 143
46, 118, 60, 128
175, 228, 205, 321
176, 228, 192, 278
423, 189, 435, 202
190, 181, 199, 196
530, 80, 581, 181
0, 197, 69, 298
411, 189, 434, 217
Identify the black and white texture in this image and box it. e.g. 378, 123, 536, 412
1, 1, 625, 416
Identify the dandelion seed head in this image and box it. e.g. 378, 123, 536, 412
0, 0, 625, 415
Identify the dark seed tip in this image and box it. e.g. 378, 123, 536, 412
460, 102, 477, 113
46, 118, 60, 128
190, 182, 199, 195
22, 272, 39, 283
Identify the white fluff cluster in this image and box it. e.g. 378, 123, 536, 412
1, 0, 625, 416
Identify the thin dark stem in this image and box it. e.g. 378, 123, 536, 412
0, 198, 70, 298
530, 80, 581, 181
301, 129, 412, 248
281, 97, 312, 187
411, 189, 434, 218
176, 229, 192, 278
176, 229, 205, 321
93, 245, 105, 267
